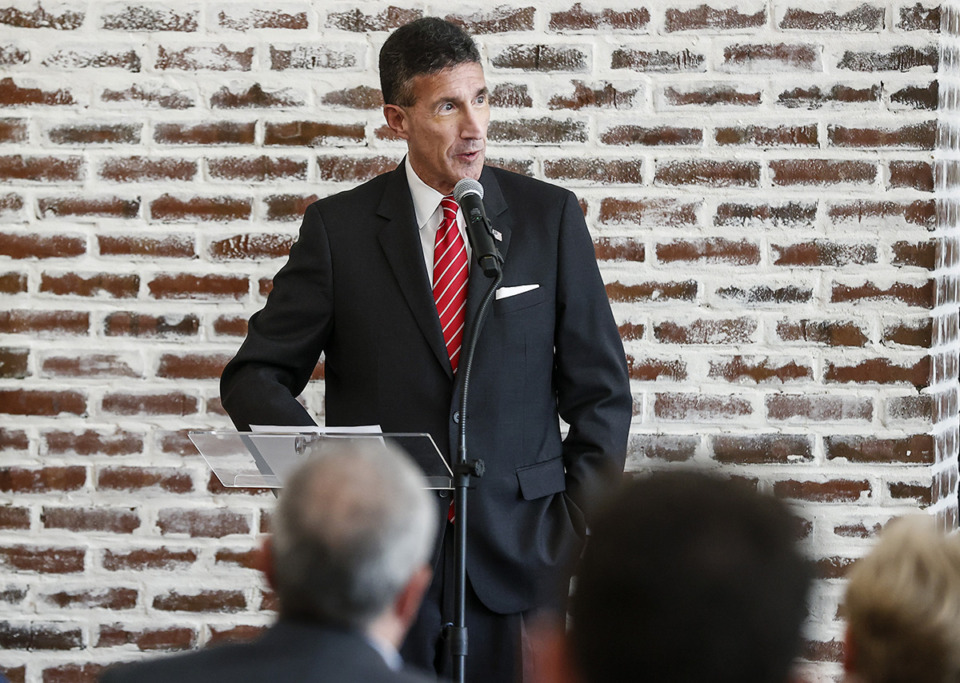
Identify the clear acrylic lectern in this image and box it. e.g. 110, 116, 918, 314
189, 430, 453, 490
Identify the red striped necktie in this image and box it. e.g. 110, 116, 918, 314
433, 196, 468, 373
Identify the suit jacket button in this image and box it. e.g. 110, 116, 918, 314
453, 411, 460, 424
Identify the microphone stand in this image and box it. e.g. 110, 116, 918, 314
446, 257, 502, 683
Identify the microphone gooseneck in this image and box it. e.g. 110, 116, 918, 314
453, 178, 502, 278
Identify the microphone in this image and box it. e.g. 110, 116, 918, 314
453, 178, 502, 278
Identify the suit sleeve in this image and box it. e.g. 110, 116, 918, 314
552, 191, 632, 521
220, 204, 334, 431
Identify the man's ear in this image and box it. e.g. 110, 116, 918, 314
383, 104, 410, 140
394, 565, 432, 628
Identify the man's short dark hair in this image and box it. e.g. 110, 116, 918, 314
570, 470, 812, 683
379, 17, 481, 107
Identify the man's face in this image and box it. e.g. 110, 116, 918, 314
384, 62, 489, 195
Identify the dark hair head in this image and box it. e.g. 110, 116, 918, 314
570, 470, 812, 683
379, 17, 481, 106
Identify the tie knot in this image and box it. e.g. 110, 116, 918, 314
440, 196, 458, 218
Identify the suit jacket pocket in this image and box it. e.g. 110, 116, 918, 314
516, 456, 566, 500
494, 286, 546, 316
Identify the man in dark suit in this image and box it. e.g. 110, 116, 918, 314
100, 439, 438, 683
220, 17, 632, 682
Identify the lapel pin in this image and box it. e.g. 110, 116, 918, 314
491, 229, 502, 242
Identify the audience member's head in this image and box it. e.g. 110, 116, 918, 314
535, 470, 812, 683
265, 438, 436, 645
843, 514, 960, 683
378, 17, 481, 107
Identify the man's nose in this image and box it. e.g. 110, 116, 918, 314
461, 107, 486, 139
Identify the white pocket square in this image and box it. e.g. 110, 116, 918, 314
496, 284, 539, 300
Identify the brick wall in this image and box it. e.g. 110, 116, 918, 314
0, 2, 955, 682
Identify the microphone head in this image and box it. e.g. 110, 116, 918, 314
453, 178, 484, 203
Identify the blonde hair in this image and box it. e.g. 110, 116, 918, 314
844, 515, 960, 683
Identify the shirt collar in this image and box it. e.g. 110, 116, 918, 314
404, 156, 446, 231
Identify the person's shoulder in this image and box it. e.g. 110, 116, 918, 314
308, 165, 398, 214
486, 164, 571, 200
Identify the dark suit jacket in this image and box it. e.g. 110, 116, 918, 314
98, 620, 434, 683
220, 164, 632, 614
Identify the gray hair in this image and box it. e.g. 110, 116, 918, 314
270, 438, 436, 629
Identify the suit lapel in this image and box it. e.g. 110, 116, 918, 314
377, 165, 453, 378
465, 166, 511, 329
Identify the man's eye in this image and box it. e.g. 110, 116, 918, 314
476, 95, 486, 105
441, 102, 455, 112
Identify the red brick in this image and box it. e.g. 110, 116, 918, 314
214, 315, 247, 337
101, 392, 199, 416
837, 46, 937, 71
767, 395, 873, 422
802, 638, 847, 661
317, 156, 400, 183
0, 310, 88, 335
715, 201, 816, 227
0, 155, 83, 181
0, 429, 28, 450
0, 623, 82, 650
611, 49, 704, 72
0, 77, 74, 106
656, 238, 760, 265
829, 121, 936, 149
264, 121, 365, 146
889, 161, 933, 191
150, 194, 251, 222
780, 6, 884, 30
774, 479, 871, 503
722, 44, 820, 71
269, 45, 360, 71
606, 280, 696, 303
828, 199, 935, 228
599, 198, 700, 227
156, 353, 231, 380
156, 44, 252, 71
101, 83, 194, 109
101, 6, 196, 31
655, 160, 760, 187
665, 6, 765, 31
0, 271, 26, 294
889, 482, 932, 506
104, 312, 199, 338
0, 587, 27, 604
218, 8, 308, 30
208, 156, 307, 182
42, 664, 107, 683
712, 434, 813, 464
208, 625, 268, 646
654, 393, 752, 420
0, 507, 29, 530
826, 434, 934, 463
446, 7, 536, 34
892, 241, 936, 269
98, 235, 194, 259
834, 523, 883, 539
98, 467, 193, 494
0, 192, 23, 217
157, 508, 250, 538
715, 125, 817, 146
45, 429, 143, 456
882, 319, 932, 347
899, 4, 941, 31
626, 356, 686, 381
0, 467, 86, 493
594, 237, 644, 262
0, 546, 85, 573
215, 548, 260, 570
489, 117, 587, 144
826, 357, 930, 387
40, 272, 138, 298
0, 347, 27, 378
0, 46, 28, 66
777, 83, 880, 108
545, 159, 643, 185
831, 281, 934, 308
771, 159, 876, 185
42, 47, 141, 70
773, 241, 877, 267
97, 625, 195, 651
627, 434, 697, 462
99, 156, 196, 182
155, 122, 255, 145
894, 82, 939, 110
886, 395, 933, 422
0, 118, 27, 142
319, 85, 383, 110
548, 81, 640, 110
43, 588, 137, 610
326, 7, 421, 32
41, 353, 139, 379
212, 83, 303, 109
38, 196, 140, 219
715, 285, 811, 305
491, 83, 533, 109
0, 233, 85, 259
709, 356, 812, 383
153, 589, 246, 612
102, 547, 198, 571
42, 507, 140, 534
47, 122, 141, 144
148, 273, 248, 300
491, 44, 587, 71
654, 318, 757, 344
0, 390, 85, 416
601, 126, 701, 146
0, 5, 83, 28
264, 194, 319, 221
